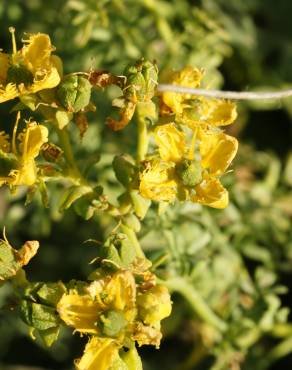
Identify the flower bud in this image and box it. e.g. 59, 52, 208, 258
57, 75, 91, 112
175, 159, 202, 187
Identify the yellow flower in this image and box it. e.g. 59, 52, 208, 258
57, 271, 136, 336
0, 28, 61, 103
75, 337, 120, 370
0, 115, 48, 187
139, 123, 238, 208
160, 66, 237, 130
161, 66, 203, 115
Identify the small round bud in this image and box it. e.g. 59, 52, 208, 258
175, 159, 202, 187
57, 75, 91, 112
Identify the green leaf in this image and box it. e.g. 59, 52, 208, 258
59, 185, 92, 212
20, 301, 59, 330
38, 326, 60, 347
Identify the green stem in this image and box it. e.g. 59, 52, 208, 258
56, 126, 81, 179
163, 277, 227, 332
120, 224, 146, 259
136, 107, 149, 162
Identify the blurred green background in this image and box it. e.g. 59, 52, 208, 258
1, 0, 292, 369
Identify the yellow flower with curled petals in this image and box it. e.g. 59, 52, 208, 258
0, 114, 48, 187
57, 270, 136, 337
75, 337, 120, 370
0, 28, 61, 104
161, 66, 203, 115
139, 123, 238, 208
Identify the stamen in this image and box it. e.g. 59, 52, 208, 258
12, 111, 21, 155
9, 27, 17, 55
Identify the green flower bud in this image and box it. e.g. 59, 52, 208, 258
175, 159, 202, 187
100, 309, 127, 337
7, 64, 34, 86
57, 75, 91, 112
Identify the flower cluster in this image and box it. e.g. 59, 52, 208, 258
0, 28, 238, 370
139, 67, 238, 208
57, 269, 171, 370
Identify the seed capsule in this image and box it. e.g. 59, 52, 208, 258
57, 75, 91, 112
175, 159, 202, 187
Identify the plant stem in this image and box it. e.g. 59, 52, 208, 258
163, 277, 227, 332
56, 126, 82, 179
136, 106, 149, 162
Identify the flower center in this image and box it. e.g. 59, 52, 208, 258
99, 309, 128, 337
7, 64, 34, 87
175, 159, 202, 187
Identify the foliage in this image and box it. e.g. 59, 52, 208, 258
1, 1, 292, 370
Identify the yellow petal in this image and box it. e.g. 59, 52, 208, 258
199, 130, 238, 175
20, 124, 48, 159
131, 322, 162, 348
192, 177, 229, 209
139, 159, 177, 202
103, 271, 136, 315
162, 67, 203, 115
75, 337, 120, 370
22, 33, 54, 72
11, 160, 37, 186
201, 99, 237, 126
0, 52, 9, 84
57, 294, 100, 334
0, 83, 19, 103
154, 123, 186, 162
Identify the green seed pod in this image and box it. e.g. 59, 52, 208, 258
7, 64, 34, 86
175, 159, 202, 187
57, 75, 91, 112
100, 309, 127, 337
124, 60, 158, 102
